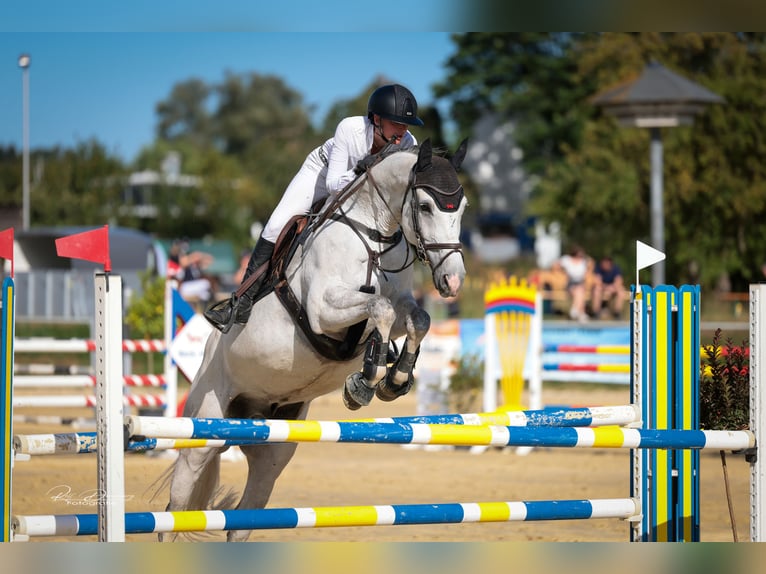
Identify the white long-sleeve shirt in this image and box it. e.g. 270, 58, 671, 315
262, 116, 417, 243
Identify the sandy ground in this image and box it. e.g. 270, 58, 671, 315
10, 385, 752, 543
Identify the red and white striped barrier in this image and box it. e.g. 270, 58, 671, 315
14, 338, 166, 353
13, 374, 166, 388
13, 395, 166, 409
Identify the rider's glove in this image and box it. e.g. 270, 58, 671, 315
354, 155, 377, 175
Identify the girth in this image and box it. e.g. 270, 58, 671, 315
267, 207, 392, 362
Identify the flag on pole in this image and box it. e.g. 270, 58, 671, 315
635, 240, 666, 292
636, 240, 666, 271
0, 228, 13, 278
55, 226, 111, 272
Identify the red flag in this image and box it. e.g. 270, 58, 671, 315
55, 225, 111, 272
0, 227, 13, 278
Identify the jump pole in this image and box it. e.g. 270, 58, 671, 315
55, 226, 125, 542
0, 227, 16, 542
13, 498, 640, 537
749, 284, 766, 540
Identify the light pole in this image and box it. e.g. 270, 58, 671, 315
593, 61, 723, 286
18, 53, 30, 230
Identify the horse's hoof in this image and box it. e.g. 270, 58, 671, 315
343, 372, 375, 410
375, 375, 413, 402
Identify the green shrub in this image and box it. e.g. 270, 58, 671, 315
125, 271, 165, 340
700, 328, 749, 430
448, 352, 484, 413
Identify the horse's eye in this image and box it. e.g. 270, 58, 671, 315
419, 202, 432, 214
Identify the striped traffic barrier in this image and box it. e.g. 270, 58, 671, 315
12, 498, 640, 536
125, 415, 755, 451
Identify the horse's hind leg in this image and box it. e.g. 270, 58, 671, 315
226, 402, 308, 542
377, 304, 430, 401
226, 442, 300, 541
159, 445, 222, 541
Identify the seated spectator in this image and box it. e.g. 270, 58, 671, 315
168, 239, 215, 306
559, 245, 591, 322
530, 261, 569, 316
591, 256, 627, 319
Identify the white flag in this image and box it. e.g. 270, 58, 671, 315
636, 241, 665, 271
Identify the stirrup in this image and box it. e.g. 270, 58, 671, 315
203, 295, 238, 334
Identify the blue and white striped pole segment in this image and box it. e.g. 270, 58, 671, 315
13, 498, 639, 536
349, 404, 639, 428
13, 432, 243, 456
127, 416, 756, 451
16, 405, 640, 456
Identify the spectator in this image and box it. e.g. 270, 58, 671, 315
168, 239, 215, 306
559, 245, 591, 322
531, 261, 568, 316
591, 256, 627, 319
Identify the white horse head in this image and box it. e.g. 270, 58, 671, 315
161, 139, 470, 542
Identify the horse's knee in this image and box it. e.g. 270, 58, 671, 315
367, 297, 396, 334
408, 306, 431, 338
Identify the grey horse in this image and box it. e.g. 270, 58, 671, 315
161, 139, 468, 541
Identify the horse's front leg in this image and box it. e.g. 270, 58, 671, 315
376, 294, 431, 402
319, 289, 396, 410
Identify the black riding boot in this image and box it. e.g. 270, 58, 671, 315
203, 237, 275, 332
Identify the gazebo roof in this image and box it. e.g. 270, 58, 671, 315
593, 61, 724, 127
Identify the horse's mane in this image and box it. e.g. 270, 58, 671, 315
373, 142, 450, 163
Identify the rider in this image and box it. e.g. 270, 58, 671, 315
204, 83, 424, 332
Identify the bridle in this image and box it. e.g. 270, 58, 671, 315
309, 149, 464, 287
403, 165, 465, 272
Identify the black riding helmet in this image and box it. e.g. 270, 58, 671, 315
367, 84, 424, 127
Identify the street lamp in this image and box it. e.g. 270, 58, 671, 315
593, 61, 723, 286
18, 53, 30, 230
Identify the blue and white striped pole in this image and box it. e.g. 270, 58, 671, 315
13, 498, 639, 537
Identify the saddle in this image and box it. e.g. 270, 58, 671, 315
248, 199, 374, 362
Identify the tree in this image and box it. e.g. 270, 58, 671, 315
30, 140, 126, 226
434, 33, 596, 176
435, 33, 766, 290
155, 78, 213, 147
0, 146, 21, 207
130, 139, 264, 248
214, 72, 314, 157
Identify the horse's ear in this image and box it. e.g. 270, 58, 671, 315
450, 138, 468, 171
416, 138, 433, 172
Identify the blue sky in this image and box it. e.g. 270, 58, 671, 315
0, 32, 456, 163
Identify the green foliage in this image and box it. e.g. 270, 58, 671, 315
125, 271, 166, 340
29, 140, 126, 225
448, 352, 484, 413
436, 32, 766, 291
0, 145, 21, 206
700, 329, 750, 430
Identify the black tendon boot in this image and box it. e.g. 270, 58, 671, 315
204, 238, 275, 332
